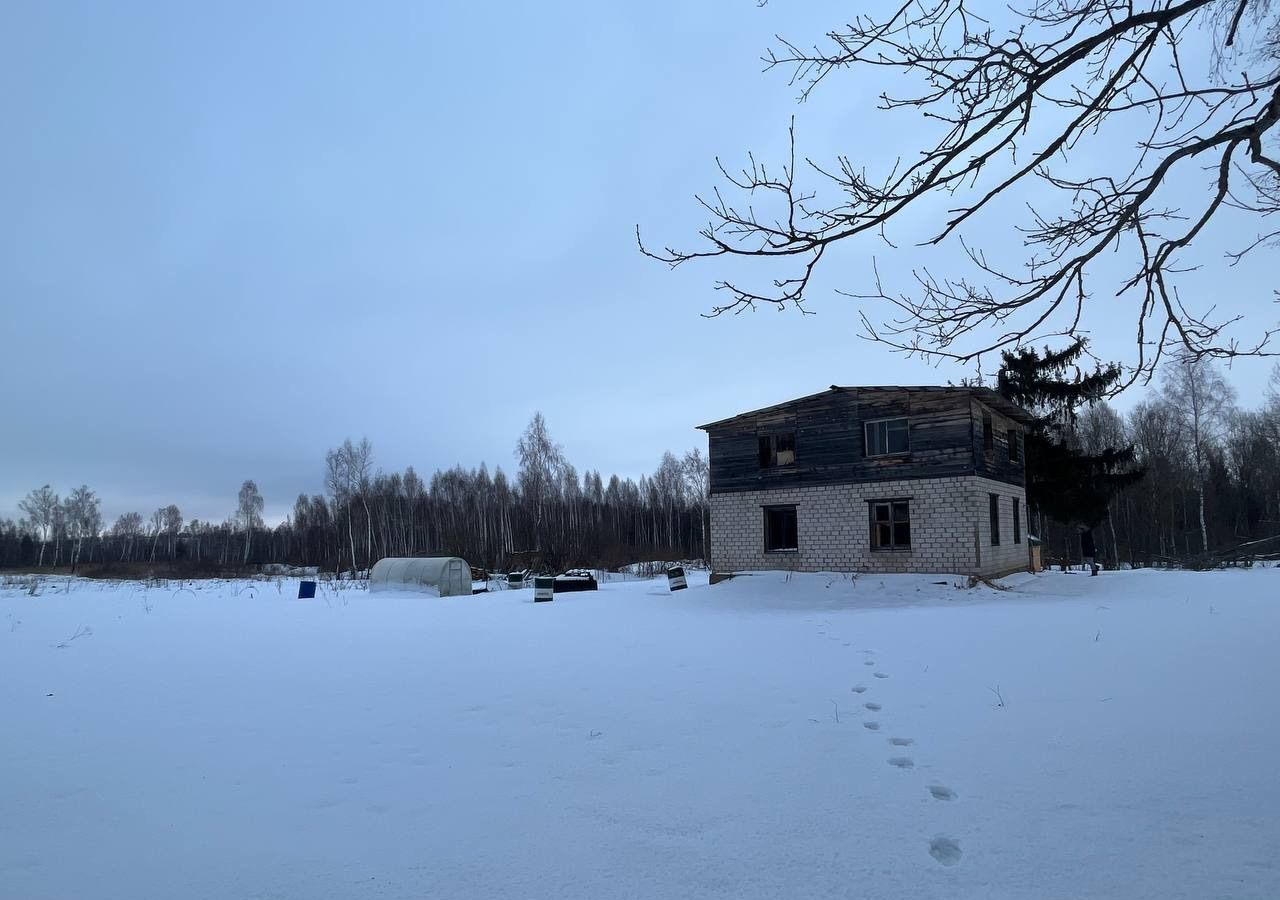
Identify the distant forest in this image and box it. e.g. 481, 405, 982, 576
0, 413, 709, 575
3, 358, 1280, 576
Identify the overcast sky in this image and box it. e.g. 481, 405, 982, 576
2, 1, 1276, 526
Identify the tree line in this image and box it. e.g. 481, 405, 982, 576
1015, 354, 1280, 568
4, 355, 1279, 576
0, 414, 710, 575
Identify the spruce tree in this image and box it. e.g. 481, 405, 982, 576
996, 340, 1143, 529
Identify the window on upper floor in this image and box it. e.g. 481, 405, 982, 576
865, 418, 910, 456
758, 432, 796, 468
764, 505, 798, 552
870, 500, 911, 550
1008, 428, 1022, 462
983, 415, 994, 454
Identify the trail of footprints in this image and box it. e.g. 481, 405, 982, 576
850, 652, 962, 867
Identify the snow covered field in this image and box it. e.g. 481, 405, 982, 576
2, 568, 1278, 899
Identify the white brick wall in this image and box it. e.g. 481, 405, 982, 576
710, 475, 1027, 577
971, 476, 1030, 577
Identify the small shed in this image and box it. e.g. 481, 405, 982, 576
369, 557, 471, 597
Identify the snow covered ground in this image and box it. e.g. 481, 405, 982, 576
2, 568, 1277, 899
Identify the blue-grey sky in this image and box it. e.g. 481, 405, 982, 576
2, 1, 1276, 526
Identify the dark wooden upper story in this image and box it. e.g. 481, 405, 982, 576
698, 386, 1035, 495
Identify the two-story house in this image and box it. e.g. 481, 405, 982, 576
699, 386, 1035, 578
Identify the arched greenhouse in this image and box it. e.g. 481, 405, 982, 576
369, 557, 472, 597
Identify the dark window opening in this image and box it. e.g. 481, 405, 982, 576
758, 432, 796, 468
983, 415, 994, 454
865, 418, 910, 456
1008, 429, 1021, 462
870, 500, 911, 550
1013, 497, 1022, 545
989, 493, 1001, 546
764, 506, 798, 552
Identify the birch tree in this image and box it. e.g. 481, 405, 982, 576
163, 504, 183, 559
149, 508, 166, 561
325, 445, 357, 574
237, 480, 265, 566
516, 413, 566, 551
347, 438, 374, 568
682, 448, 710, 561
18, 485, 58, 566
111, 511, 144, 560
1077, 404, 1131, 566
62, 485, 101, 570
1160, 356, 1237, 554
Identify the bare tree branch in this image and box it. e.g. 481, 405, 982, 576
641, 0, 1280, 383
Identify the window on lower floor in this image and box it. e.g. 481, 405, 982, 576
764, 505, 798, 552
1013, 497, 1022, 544
989, 493, 1001, 546
870, 500, 911, 550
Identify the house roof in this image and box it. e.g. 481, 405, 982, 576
697, 385, 1037, 430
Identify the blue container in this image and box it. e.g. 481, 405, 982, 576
297, 580, 317, 599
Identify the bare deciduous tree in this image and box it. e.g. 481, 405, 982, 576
644, 0, 1280, 382
62, 485, 101, 570
516, 413, 567, 550
1078, 403, 1132, 564
18, 485, 58, 566
1161, 355, 1237, 552
149, 508, 166, 561
237, 480, 265, 566
682, 448, 711, 557
325, 438, 374, 574
163, 504, 183, 560
1129, 398, 1187, 555
347, 439, 374, 568
111, 511, 144, 561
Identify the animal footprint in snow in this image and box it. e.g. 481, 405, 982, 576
863, 721, 881, 731
864, 660, 876, 666
928, 784, 957, 801
888, 756, 915, 768
851, 685, 868, 694
873, 672, 889, 679
929, 835, 963, 866
863, 702, 882, 712
888, 736, 914, 746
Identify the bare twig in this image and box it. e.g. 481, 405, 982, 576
55, 625, 93, 649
